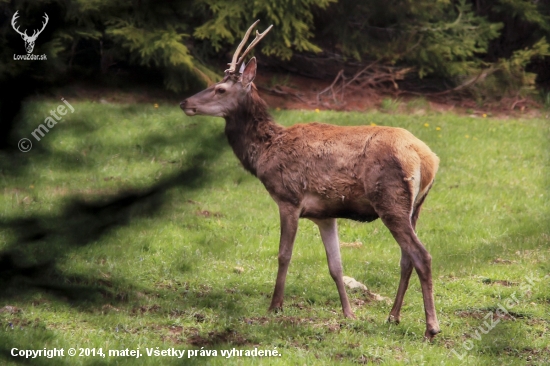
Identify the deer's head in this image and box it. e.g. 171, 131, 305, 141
180, 21, 272, 118
11, 11, 49, 54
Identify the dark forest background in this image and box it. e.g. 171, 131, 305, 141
1, 0, 549, 148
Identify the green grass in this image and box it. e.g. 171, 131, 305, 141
380, 98, 401, 113
405, 97, 430, 114
0, 101, 549, 365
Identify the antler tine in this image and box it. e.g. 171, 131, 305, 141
233, 24, 273, 73
225, 20, 261, 74
11, 11, 28, 37
34, 13, 49, 37
42, 13, 49, 28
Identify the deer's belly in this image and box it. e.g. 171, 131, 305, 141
299, 193, 379, 222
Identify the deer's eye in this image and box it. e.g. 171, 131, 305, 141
216, 88, 226, 94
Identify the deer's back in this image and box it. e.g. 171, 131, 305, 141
256, 122, 439, 219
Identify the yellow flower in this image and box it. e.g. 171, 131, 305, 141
276, 107, 281, 111
29, 185, 34, 189
482, 113, 487, 118
154, 103, 159, 109
465, 135, 470, 138
424, 123, 429, 127
473, 137, 478, 140
370, 122, 377, 126
436, 127, 441, 131
315, 108, 320, 113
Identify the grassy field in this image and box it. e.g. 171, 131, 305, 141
0, 100, 548, 365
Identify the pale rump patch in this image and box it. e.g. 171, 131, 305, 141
406, 166, 422, 214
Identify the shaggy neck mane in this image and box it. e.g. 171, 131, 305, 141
224, 86, 282, 176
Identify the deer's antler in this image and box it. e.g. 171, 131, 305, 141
11, 11, 29, 38
11, 11, 49, 40
29, 13, 49, 40
225, 20, 273, 75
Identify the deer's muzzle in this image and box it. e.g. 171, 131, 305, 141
180, 99, 197, 116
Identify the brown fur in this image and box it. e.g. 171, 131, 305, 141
224, 89, 439, 220
181, 58, 441, 340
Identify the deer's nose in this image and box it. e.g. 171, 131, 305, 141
179, 100, 187, 110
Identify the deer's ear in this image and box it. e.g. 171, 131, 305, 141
241, 57, 257, 87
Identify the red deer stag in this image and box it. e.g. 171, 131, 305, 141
180, 21, 441, 340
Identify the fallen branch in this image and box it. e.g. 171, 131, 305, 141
511, 97, 526, 111
429, 68, 495, 96
316, 62, 414, 105
317, 69, 345, 104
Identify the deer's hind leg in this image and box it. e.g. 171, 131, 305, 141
388, 183, 433, 324
377, 206, 440, 339
367, 173, 440, 340
388, 249, 413, 325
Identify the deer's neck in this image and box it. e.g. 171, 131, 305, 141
224, 92, 282, 176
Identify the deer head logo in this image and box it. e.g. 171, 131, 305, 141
11, 11, 49, 54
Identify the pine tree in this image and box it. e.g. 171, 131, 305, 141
1, 0, 548, 97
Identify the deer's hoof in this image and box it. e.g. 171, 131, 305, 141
387, 314, 400, 324
424, 327, 441, 341
268, 305, 283, 314
344, 311, 356, 319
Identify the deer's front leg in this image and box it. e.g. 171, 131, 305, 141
268, 204, 299, 312
313, 218, 355, 318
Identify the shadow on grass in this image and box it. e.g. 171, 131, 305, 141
0, 122, 232, 364
0, 124, 226, 296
